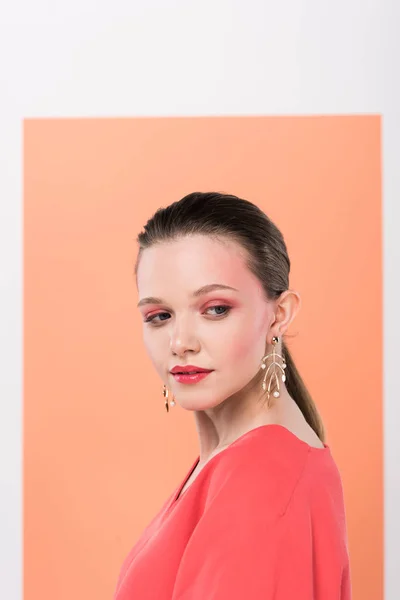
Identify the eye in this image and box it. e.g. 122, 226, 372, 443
143, 305, 231, 325
204, 305, 231, 317
144, 312, 170, 324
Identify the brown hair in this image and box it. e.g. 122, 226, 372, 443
134, 191, 325, 442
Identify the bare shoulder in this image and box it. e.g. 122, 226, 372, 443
291, 423, 325, 449
277, 407, 325, 449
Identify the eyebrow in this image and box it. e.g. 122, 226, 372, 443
137, 283, 239, 308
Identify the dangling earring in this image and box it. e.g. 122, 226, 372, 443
260, 336, 287, 404
163, 384, 176, 412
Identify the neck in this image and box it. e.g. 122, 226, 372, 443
193, 383, 297, 464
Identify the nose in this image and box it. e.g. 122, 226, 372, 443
169, 319, 200, 357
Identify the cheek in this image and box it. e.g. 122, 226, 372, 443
221, 318, 265, 366
142, 328, 166, 372
229, 332, 260, 363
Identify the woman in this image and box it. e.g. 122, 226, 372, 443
114, 191, 352, 599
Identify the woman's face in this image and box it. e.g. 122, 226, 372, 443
136, 235, 274, 411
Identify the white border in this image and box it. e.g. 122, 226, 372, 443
1, 3, 398, 598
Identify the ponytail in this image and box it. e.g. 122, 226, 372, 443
282, 341, 326, 443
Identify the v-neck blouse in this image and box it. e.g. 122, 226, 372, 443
113, 424, 351, 599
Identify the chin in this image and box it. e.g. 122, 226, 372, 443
178, 396, 222, 412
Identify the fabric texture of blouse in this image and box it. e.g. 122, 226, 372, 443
114, 424, 351, 599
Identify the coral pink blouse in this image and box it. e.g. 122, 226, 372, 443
114, 424, 351, 599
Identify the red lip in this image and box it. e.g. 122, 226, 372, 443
170, 365, 213, 374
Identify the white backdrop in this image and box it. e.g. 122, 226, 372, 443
1, 1, 399, 598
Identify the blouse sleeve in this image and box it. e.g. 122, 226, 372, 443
171, 457, 351, 600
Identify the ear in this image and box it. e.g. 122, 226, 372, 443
270, 290, 301, 338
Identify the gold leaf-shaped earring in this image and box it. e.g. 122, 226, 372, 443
260, 336, 287, 404
163, 384, 175, 412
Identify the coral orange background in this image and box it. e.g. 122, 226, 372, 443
24, 116, 382, 599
